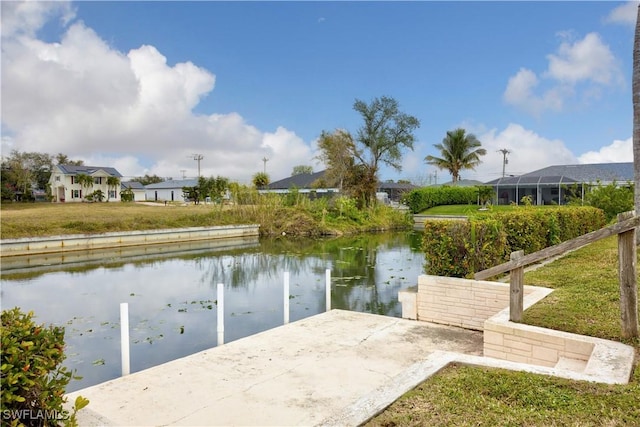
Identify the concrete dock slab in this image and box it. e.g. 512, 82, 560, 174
66, 309, 483, 426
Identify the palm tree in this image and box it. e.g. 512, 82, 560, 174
634, 3, 640, 227
75, 173, 94, 199
425, 128, 487, 183
106, 176, 120, 202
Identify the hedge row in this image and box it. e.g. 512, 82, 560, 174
403, 186, 484, 214
423, 206, 606, 277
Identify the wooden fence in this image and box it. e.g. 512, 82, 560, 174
474, 211, 639, 338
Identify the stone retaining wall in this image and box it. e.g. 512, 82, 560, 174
0, 225, 260, 257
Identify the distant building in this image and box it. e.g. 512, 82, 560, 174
144, 179, 198, 202
121, 181, 146, 201
262, 171, 339, 197
485, 162, 633, 205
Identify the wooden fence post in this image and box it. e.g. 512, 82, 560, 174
510, 250, 524, 322
618, 212, 638, 338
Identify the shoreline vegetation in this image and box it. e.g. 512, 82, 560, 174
0, 200, 413, 240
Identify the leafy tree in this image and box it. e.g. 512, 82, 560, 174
1, 150, 54, 200
315, 129, 355, 191
352, 96, 420, 207
106, 176, 120, 202
197, 176, 229, 203
425, 128, 487, 183
120, 187, 135, 202
252, 172, 270, 189
131, 174, 165, 186
292, 165, 313, 176
55, 153, 84, 166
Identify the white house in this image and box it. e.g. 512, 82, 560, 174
144, 179, 198, 202
49, 165, 123, 202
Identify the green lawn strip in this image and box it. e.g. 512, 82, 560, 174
367, 236, 640, 426
420, 204, 557, 216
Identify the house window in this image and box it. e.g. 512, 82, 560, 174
94, 177, 102, 185
72, 189, 81, 199
109, 190, 117, 199
55, 176, 60, 182
71, 176, 75, 184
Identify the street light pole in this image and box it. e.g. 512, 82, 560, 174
262, 157, 269, 174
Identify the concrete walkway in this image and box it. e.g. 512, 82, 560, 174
66, 310, 483, 426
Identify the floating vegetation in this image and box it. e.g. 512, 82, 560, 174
92, 359, 105, 366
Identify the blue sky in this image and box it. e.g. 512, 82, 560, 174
1, 1, 637, 184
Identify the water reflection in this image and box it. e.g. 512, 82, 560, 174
1, 231, 425, 392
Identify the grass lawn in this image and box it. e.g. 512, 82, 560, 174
366, 236, 640, 426
0, 202, 242, 239
420, 204, 561, 216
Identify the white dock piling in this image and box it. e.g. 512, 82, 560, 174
217, 283, 224, 345
284, 272, 290, 324
120, 302, 130, 376
325, 269, 331, 311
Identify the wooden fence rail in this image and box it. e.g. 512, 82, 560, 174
474, 212, 639, 338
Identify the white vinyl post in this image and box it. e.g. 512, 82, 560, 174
284, 272, 290, 324
217, 283, 224, 345
325, 269, 331, 311
120, 302, 130, 376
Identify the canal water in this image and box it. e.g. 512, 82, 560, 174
1, 231, 425, 392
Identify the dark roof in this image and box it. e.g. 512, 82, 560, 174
121, 181, 145, 190
485, 162, 633, 186
144, 179, 198, 189
523, 163, 633, 183
267, 171, 327, 189
486, 175, 578, 186
57, 164, 122, 178
377, 182, 418, 191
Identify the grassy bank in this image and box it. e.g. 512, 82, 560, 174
421, 204, 561, 216
367, 235, 640, 426
0, 200, 412, 239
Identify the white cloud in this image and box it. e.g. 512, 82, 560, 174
604, 1, 638, 26
471, 124, 577, 182
546, 33, 621, 85
503, 33, 622, 115
578, 138, 632, 163
1, 2, 314, 184
1, 0, 75, 38
503, 68, 564, 116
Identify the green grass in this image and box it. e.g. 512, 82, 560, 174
366, 236, 640, 427
420, 204, 558, 216
0, 201, 412, 239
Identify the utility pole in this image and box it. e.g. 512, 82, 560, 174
498, 149, 510, 177
262, 157, 269, 174
180, 169, 186, 179
192, 154, 203, 177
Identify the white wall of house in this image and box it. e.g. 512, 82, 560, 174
144, 188, 188, 202
49, 168, 121, 202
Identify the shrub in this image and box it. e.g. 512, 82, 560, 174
423, 206, 606, 277
1, 307, 88, 426
568, 181, 633, 222
422, 219, 507, 277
